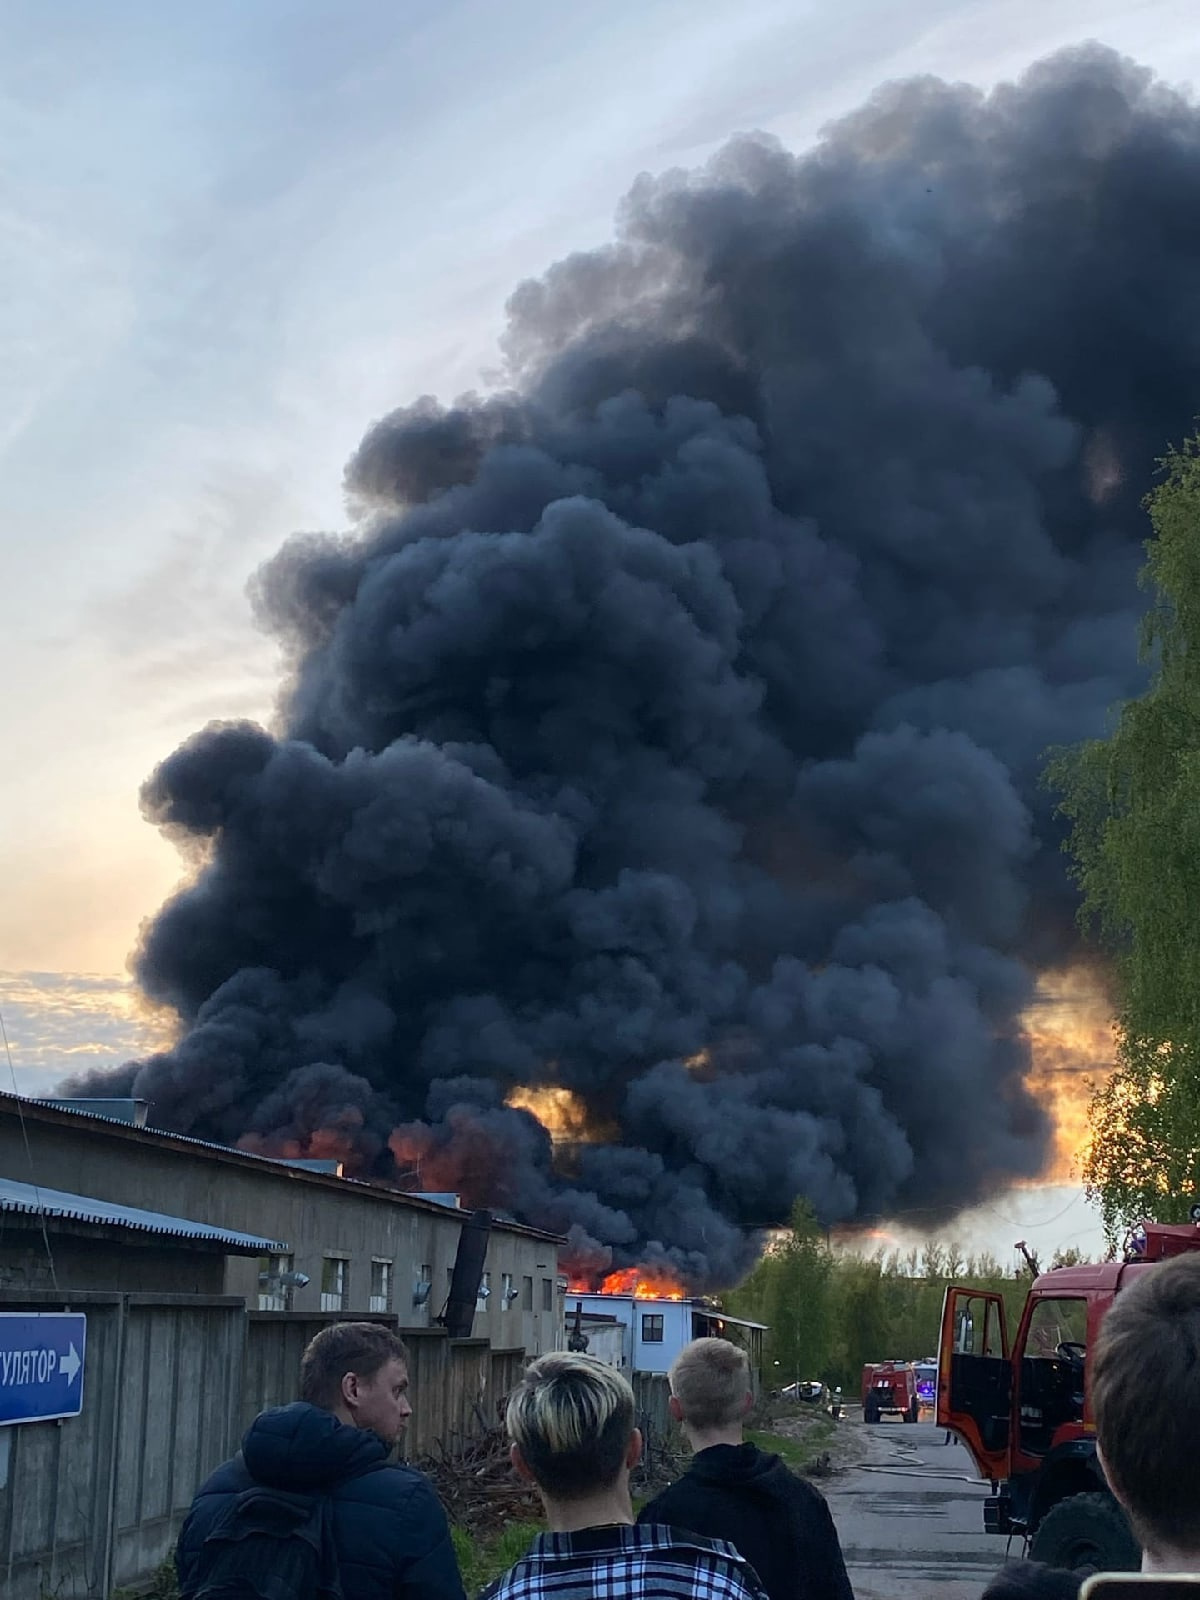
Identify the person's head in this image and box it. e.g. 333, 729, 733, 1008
506, 1352, 640, 1505
299, 1322, 412, 1446
1092, 1253, 1200, 1563
980, 1562, 1089, 1600
668, 1338, 753, 1439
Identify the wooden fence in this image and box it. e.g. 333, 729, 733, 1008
241, 1313, 525, 1456
631, 1371, 676, 1452
0, 1292, 530, 1600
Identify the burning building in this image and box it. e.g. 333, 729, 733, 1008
566, 1286, 766, 1379
64, 46, 1200, 1292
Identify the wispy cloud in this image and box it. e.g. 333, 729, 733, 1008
0, 970, 170, 1095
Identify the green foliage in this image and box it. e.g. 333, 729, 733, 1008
110, 1560, 179, 1600
727, 1200, 834, 1381
746, 1418, 836, 1473
727, 1205, 1033, 1390
453, 1521, 542, 1598
824, 1248, 1029, 1388
1050, 433, 1200, 1241
1050, 1246, 1087, 1269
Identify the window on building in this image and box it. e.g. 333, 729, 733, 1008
258, 1252, 294, 1312
522, 1275, 534, 1311
321, 1256, 348, 1312
641, 1313, 665, 1343
541, 1277, 553, 1312
477, 1270, 491, 1312
369, 1259, 393, 1313
413, 1263, 433, 1310
501, 1272, 514, 1310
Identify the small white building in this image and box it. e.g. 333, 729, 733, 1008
566, 1293, 766, 1378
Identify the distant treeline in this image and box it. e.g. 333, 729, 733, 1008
723, 1203, 1091, 1392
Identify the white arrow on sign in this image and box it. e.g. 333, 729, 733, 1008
59, 1344, 81, 1386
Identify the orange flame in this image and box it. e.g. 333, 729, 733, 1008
238, 1126, 355, 1173
568, 1266, 688, 1300
1021, 963, 1117, 1184
505, 1084, 593, 1142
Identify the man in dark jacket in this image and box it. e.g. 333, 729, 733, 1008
638, 1339, 853, 1600
177, 1322, 465, 1600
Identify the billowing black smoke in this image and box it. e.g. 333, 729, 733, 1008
68, 46, 1200, 1288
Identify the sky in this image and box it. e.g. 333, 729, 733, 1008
2, 0, 1195, 1265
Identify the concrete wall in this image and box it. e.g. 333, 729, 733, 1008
0, 1108, 562, 1356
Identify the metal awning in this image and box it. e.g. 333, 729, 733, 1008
692, 1308, 769, 1331
0, 1176, 288, 1255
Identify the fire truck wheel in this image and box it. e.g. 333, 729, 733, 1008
1029, 1492, 1140, 1572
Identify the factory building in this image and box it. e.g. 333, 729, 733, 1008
0, 1092, 564, 1356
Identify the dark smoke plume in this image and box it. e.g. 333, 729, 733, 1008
68, 46, 1200, 1289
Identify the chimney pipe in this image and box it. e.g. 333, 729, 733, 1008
441, 1209, 492, 1339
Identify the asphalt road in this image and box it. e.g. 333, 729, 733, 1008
824, 1416, 1021, 1600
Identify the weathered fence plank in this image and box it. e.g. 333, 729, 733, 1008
0, 1295, 531, 1600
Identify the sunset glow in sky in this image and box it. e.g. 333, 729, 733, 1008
3, 0, 1191, 1264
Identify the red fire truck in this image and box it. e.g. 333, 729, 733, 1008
861, 1360, 920, 1423
936, 1218, 1200, 1571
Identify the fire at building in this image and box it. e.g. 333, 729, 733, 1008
61, 46, 1200, 1296
564, 1283, 766, 1380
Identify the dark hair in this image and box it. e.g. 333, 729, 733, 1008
980, 1562, 1085, 1600
506, 1352, 635, 1499
299, 1323, 409, 1410
1092, 1253, 1200, 1551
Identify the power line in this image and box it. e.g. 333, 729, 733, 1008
809, 1186, 1095, 1239
970, 1190, 1089, 1231
0, 1000, 59, 1292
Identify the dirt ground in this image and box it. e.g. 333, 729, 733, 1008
761, 1404, 867, 1474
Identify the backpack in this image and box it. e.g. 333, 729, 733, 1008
183, 1483, 344, 1600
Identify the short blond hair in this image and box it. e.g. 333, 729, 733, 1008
669, 1337, 750, 1430
506, 1352, 635, 1498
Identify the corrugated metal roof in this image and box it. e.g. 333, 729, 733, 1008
0, 1176, 288, 1254
0, 1093, 564, 1243
34, 1097, 148, 1126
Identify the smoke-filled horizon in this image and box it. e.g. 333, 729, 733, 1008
66, 44, 1200, 1289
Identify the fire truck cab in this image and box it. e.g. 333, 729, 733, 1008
936, 1220, 1200, 1571
862, 1360, 920, 1424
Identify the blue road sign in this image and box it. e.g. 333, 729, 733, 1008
0, 1313, 86, 1425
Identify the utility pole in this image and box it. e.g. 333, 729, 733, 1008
1015, 1240, 1040, 1278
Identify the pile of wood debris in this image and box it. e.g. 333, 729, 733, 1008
415, 1408, 686, 1534
417, 1423, 541, 1535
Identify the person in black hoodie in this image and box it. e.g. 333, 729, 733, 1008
638, 1339, 853, 1600
177, 1322, 465, 1600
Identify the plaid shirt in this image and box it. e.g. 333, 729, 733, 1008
479, 1522, 768, 1600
